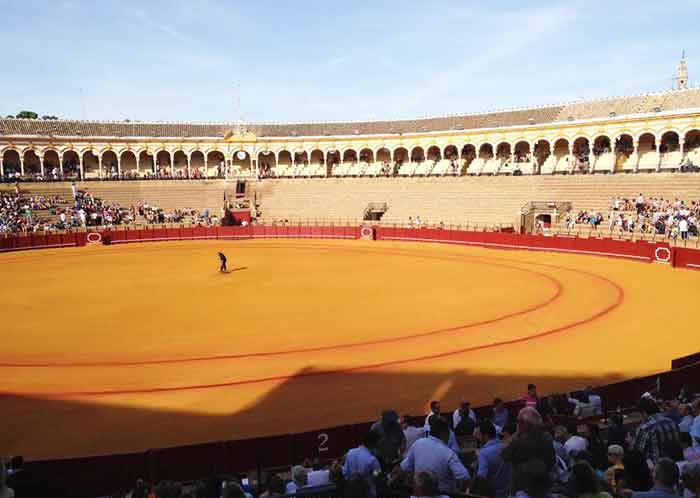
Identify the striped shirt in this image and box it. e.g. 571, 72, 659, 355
633, 413, 680, 463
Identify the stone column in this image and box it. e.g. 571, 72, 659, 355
40, 157, 45, 177
0, 159, 4, 177
20, 157, 25, 177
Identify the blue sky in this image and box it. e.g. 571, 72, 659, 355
0, 0, 696, 123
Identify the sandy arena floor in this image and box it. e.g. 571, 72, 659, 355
1, 238, 698, 459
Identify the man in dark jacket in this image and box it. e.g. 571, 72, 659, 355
501, 406, 555, 493
370, 409, 406, 470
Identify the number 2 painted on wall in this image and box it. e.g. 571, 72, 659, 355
317, 433, 329, 452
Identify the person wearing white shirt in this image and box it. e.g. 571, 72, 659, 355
452, 400, 477, 433
402, 415, 425, 456
424, 400, 441, 432
680, 218, 689, 240
285, 466, 309, 495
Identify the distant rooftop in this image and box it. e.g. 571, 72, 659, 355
1, 87, 699, 139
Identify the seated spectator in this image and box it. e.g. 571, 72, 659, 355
604, 445, 626, 491
607, 414, 630, 449
223, 482, 247, 498
565, 426, 590, 458
259, 475, 286, 498
564, 460, 612, 498
681, 462, 700, 498
631, 458, 680, 498
344, 474, 369, 498
492, 398, 510, 429
411, 470, 448, 498
553, 426, 572, 468
583, 423, 610, 471
679, 405, 695, 434
0, 460, 13, 498
623, 450, 654, 492
307, 459, 330, 487
285, 466, 309, 494
402, 415, 424, 456
681, 432, 700, 462
401, 416, 469, 493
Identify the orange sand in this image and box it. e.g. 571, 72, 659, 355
0, 239, 698, 459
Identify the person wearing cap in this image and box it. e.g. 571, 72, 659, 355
453, 401, 477, 436
371, 410, 406, 469
564, 429, 589, 458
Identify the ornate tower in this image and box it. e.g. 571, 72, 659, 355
675, 51, 688, 90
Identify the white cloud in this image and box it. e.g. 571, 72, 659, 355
131, 7, 191, 43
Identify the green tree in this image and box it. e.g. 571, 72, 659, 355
41, 115, 59, 120
16, 110, 38, 119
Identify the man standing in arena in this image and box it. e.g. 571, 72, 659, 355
218, 252, 227, 273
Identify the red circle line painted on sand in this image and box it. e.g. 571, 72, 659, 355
0, 248, 562, 368
1, 243, 626, 397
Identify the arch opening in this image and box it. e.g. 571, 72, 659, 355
82, 150, 99, 178
23, 150, 42, 177
572, 137, 590, 173
62, 150, 80, 178
44, 150, 60, 179
207, 151, 226, 178
2, 150, 21, 177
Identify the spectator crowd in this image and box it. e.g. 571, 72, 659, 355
564, 194, 700, 240
7, 383, 697, 498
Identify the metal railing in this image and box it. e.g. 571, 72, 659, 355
547, 225, 700, 247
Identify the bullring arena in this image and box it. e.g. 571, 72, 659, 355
2, 233, 700, 459
2, 63, 700, 497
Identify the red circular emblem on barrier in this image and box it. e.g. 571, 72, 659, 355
654, 247, 671, 262
87, 232, 102, 243
360, 227, 373, 238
